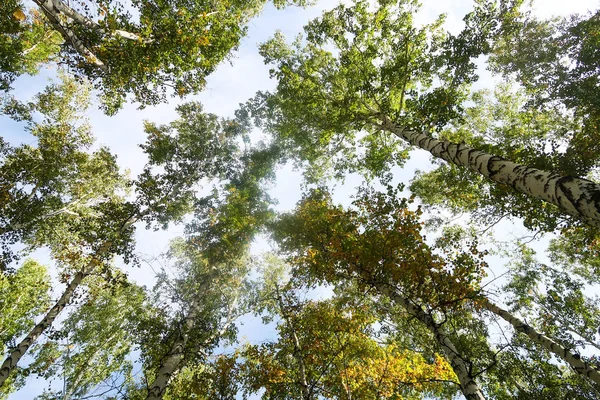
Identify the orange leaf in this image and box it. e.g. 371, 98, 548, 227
13, 8, 26, 22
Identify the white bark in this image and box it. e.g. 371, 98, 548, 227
145, 275, 215, 400
38, 0, 153, 45
379, 117, 600, 228
0, 212, 140, 387
0, 241, 112, 387
112, 30, 154, 43
481, 298, 600, 385
374, 282, 486, 400
32, 0, 107, 71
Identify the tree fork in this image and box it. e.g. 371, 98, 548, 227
32, 0, 107, 71
378, 116, 600, 228
369, 279, 487, 400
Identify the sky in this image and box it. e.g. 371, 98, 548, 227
4, 0, 599, 397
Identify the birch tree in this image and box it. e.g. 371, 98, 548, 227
131, 240, 249, 400
24, 279, 146, 400
0, 86, 254, 387
490, 8, 600, 177
0, 260, 51, 398
5, 0, 310, 112
129, 136, 279, 399
273, 185, 600, 397
241, 256, 456, 400
253, 0, 600, 229
272, 186, 492, 399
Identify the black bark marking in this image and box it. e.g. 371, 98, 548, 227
555, 176, 579, 213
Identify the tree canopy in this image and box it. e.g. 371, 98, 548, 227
3, 0, 310, 113
1, 0, 600, 399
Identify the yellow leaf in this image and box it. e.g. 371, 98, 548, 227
13, 8, 26, 22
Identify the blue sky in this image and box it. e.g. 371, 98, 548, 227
5, 0, 598, 397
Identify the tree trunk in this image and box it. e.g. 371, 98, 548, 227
145, 275, 215, 400
0, 210, 139, 388
276, 290, 311, 400
379, 117, 600, 228
373, 282, 486, 400
480, 298, 600, 385
32, 0, 107, 71
0, 242, 112, 387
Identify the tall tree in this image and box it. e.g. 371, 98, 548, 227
4, 0, 310, 113
408, 83, 590, 232
272, 186, 491, 399
24, 278, 146, 400
131, 135, 278, 399
273, 185, 600, 398
241, 256, 456, 400
0, 87, 254, 387
253, 0, 600, 229
136, 241, 249, 400
0, 259, 51, 398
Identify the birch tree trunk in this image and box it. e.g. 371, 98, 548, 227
373, 282, 486, 400
0, 210, 140, 388
480, 298, 600, 385
32, 0, 107, 71
378, 117, 600, 228
0, 242, 112, 387
145, 275, 215, 400
276, 290, 311, 400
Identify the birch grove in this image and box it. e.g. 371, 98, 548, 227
2, 0, 600, 398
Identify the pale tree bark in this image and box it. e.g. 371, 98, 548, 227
0, 241, 112, 387
0, 211, 140, 388
372, 281, 486, 400
32, 0, 107, 71
145, 274, 217, 400
378, 116, 600, 228
35, 0, 152, 49
144, 310, 196, 399
276, 289, 312, 400
480, 298, 600, 385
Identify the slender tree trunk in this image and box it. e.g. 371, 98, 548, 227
144, 313, 196, 400
145, 275, 215, 400
0, 210, 140, 388
378, 116, 600, 228
32, 0, 107, 71
276, 290, 311, 400
480, 298, 600, 385
0, 242, 112, 387
373, 282, 486, 400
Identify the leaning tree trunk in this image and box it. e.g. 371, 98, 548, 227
144, 315, 195, 400
0, 241, 112, 387
378, 116, 600, 228
480, 298, 600, 385
32, 0, 107, 71
372, 282, 486, 400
